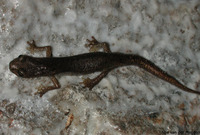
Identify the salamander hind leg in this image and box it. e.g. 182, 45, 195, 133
27, 40, 52, 57
85, 36, 111, 53
81, 69, 111, 90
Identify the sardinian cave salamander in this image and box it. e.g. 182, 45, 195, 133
9, 37, 200, 97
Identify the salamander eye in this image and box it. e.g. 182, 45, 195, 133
18, 55, 26, 62
17, 69, 25, 77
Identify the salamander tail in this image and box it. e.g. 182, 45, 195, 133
129, 55, 200, 95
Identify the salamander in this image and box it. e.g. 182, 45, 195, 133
9, 36, 200, 97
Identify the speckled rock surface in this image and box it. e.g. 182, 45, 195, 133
0, 0, 200, 134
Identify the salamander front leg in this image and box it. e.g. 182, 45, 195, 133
82, 69, 111, 90
26, 40, 61, 97
85, 36, 111, 53
27, 40, 52, 57
35, 76, 61, 97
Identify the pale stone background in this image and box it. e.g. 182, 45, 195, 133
0, 0, 200, 134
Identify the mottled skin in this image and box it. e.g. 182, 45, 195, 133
9, 37, 200, 96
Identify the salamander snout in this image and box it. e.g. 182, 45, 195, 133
9, 55, 28, 78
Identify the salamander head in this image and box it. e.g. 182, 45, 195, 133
9, 55, 35, 78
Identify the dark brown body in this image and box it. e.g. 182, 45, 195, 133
10, 52, 132, 77
9, 38, 200, 96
